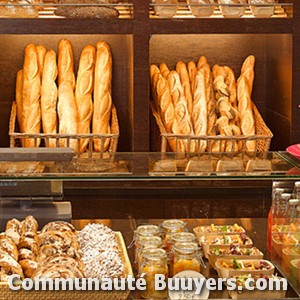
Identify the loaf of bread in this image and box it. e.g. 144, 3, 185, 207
15, 69, 23, 132
21, 44, 41, 148
36, 45, 47, 81
93, 41, 112, 152
57, 81, 78, 150
41, 49, 58, 148
155, 73, 174, 134
237, 71, 256, 151
168, 70, 194, 152
176, 61, 193, 116
187, 61, 197, 95
197, 56, 208, 70
58, 39, 75, 89
193, 67, 208, 152
75, 45, 96, 152
150, 64, 160, 110
160, 63, 170, 79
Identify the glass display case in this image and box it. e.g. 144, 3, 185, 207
0, 0, 299, 299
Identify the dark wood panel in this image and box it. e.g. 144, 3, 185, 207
266, 108, 291, 150
0, 34, 134, 151
149, 19, 293, 35
266, 34, 292, 119
0, 19, 134, 34
66, 187, 271, 219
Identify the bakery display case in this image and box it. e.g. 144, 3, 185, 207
0, 0, 299, 299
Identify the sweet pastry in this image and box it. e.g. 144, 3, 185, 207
78, 223, 125, 279
93, 41, 113, 152
0, 250, 24, 282
32, 263, 84, 279
19, 259, 39, 278
42, 254, 84, 272
41, 221, 76, 234
20, 215, 39, 234
18, 236, 39, 256
75, 45, 96, 152
5, 218, 21, 245
38, 230, 79, 250
0, 236, 18, 261
18, 248, 36, 261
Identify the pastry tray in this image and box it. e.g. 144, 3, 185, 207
0, 231, 133, 300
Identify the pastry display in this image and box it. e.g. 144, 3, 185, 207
150, 55, 270, 154
12, 39, 118, 154
78, 223, 125, 279
0, 216, 131, 281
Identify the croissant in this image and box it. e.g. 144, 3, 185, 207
5, 218, 21, 245
18, 248, 36, 261
19, 259, 39, 278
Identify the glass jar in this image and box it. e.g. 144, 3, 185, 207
171, 242, 201, 276
135, 236, 163, 271
187, 0, 215, 18
151, 0, 178, 18
131, 225, 160, 262
139, 248, 169, 299
160, 219, 186, 249
168, 232, 196, 255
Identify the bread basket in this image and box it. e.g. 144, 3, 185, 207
9, 101, 119, 158
151, 101, 273, 156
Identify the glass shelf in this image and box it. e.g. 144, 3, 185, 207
0, 151, 298, 181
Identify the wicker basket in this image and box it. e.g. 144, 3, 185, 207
151, 101, 273, 156
9, 101, 119, 159
0, 232, 132, 300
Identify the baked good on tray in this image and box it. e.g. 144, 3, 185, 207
0, 216, 129, 281
150, 55, 263, 153
12, 39, 118, 154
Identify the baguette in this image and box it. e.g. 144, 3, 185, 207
237, 77, 256, 152
75, 45, 96, 152
187, 61, 197, 95
193, 68, 208, 152
93, 41, 112, 152
15, 69, 23, 132
155, 74, 175, 134
36, 45, 47, 81
41, 49, 58, 148
168, 70, 194, 152
58, 39, 75, 89
21, 44, 41, 148
159, 63, 170, 79
57, 81, 78, 150
150, 64, 160, 110
176, 61, 193, 116
197, 56, 208, 70
237, 56, 256, 152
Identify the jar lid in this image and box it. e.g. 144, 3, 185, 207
173, 242, 199, 254
161, 219, 186, 231
137, 236, 162, 247
289, 199, 300, 205
171, 232, 195, 243
135, 225, 160, 237
142, 248, 167, 261
281, 193, 292, 200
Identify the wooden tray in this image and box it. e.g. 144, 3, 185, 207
0, 231, 132, 300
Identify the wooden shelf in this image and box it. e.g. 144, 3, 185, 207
149, 18, 293, 34
0, 18, 134, 34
